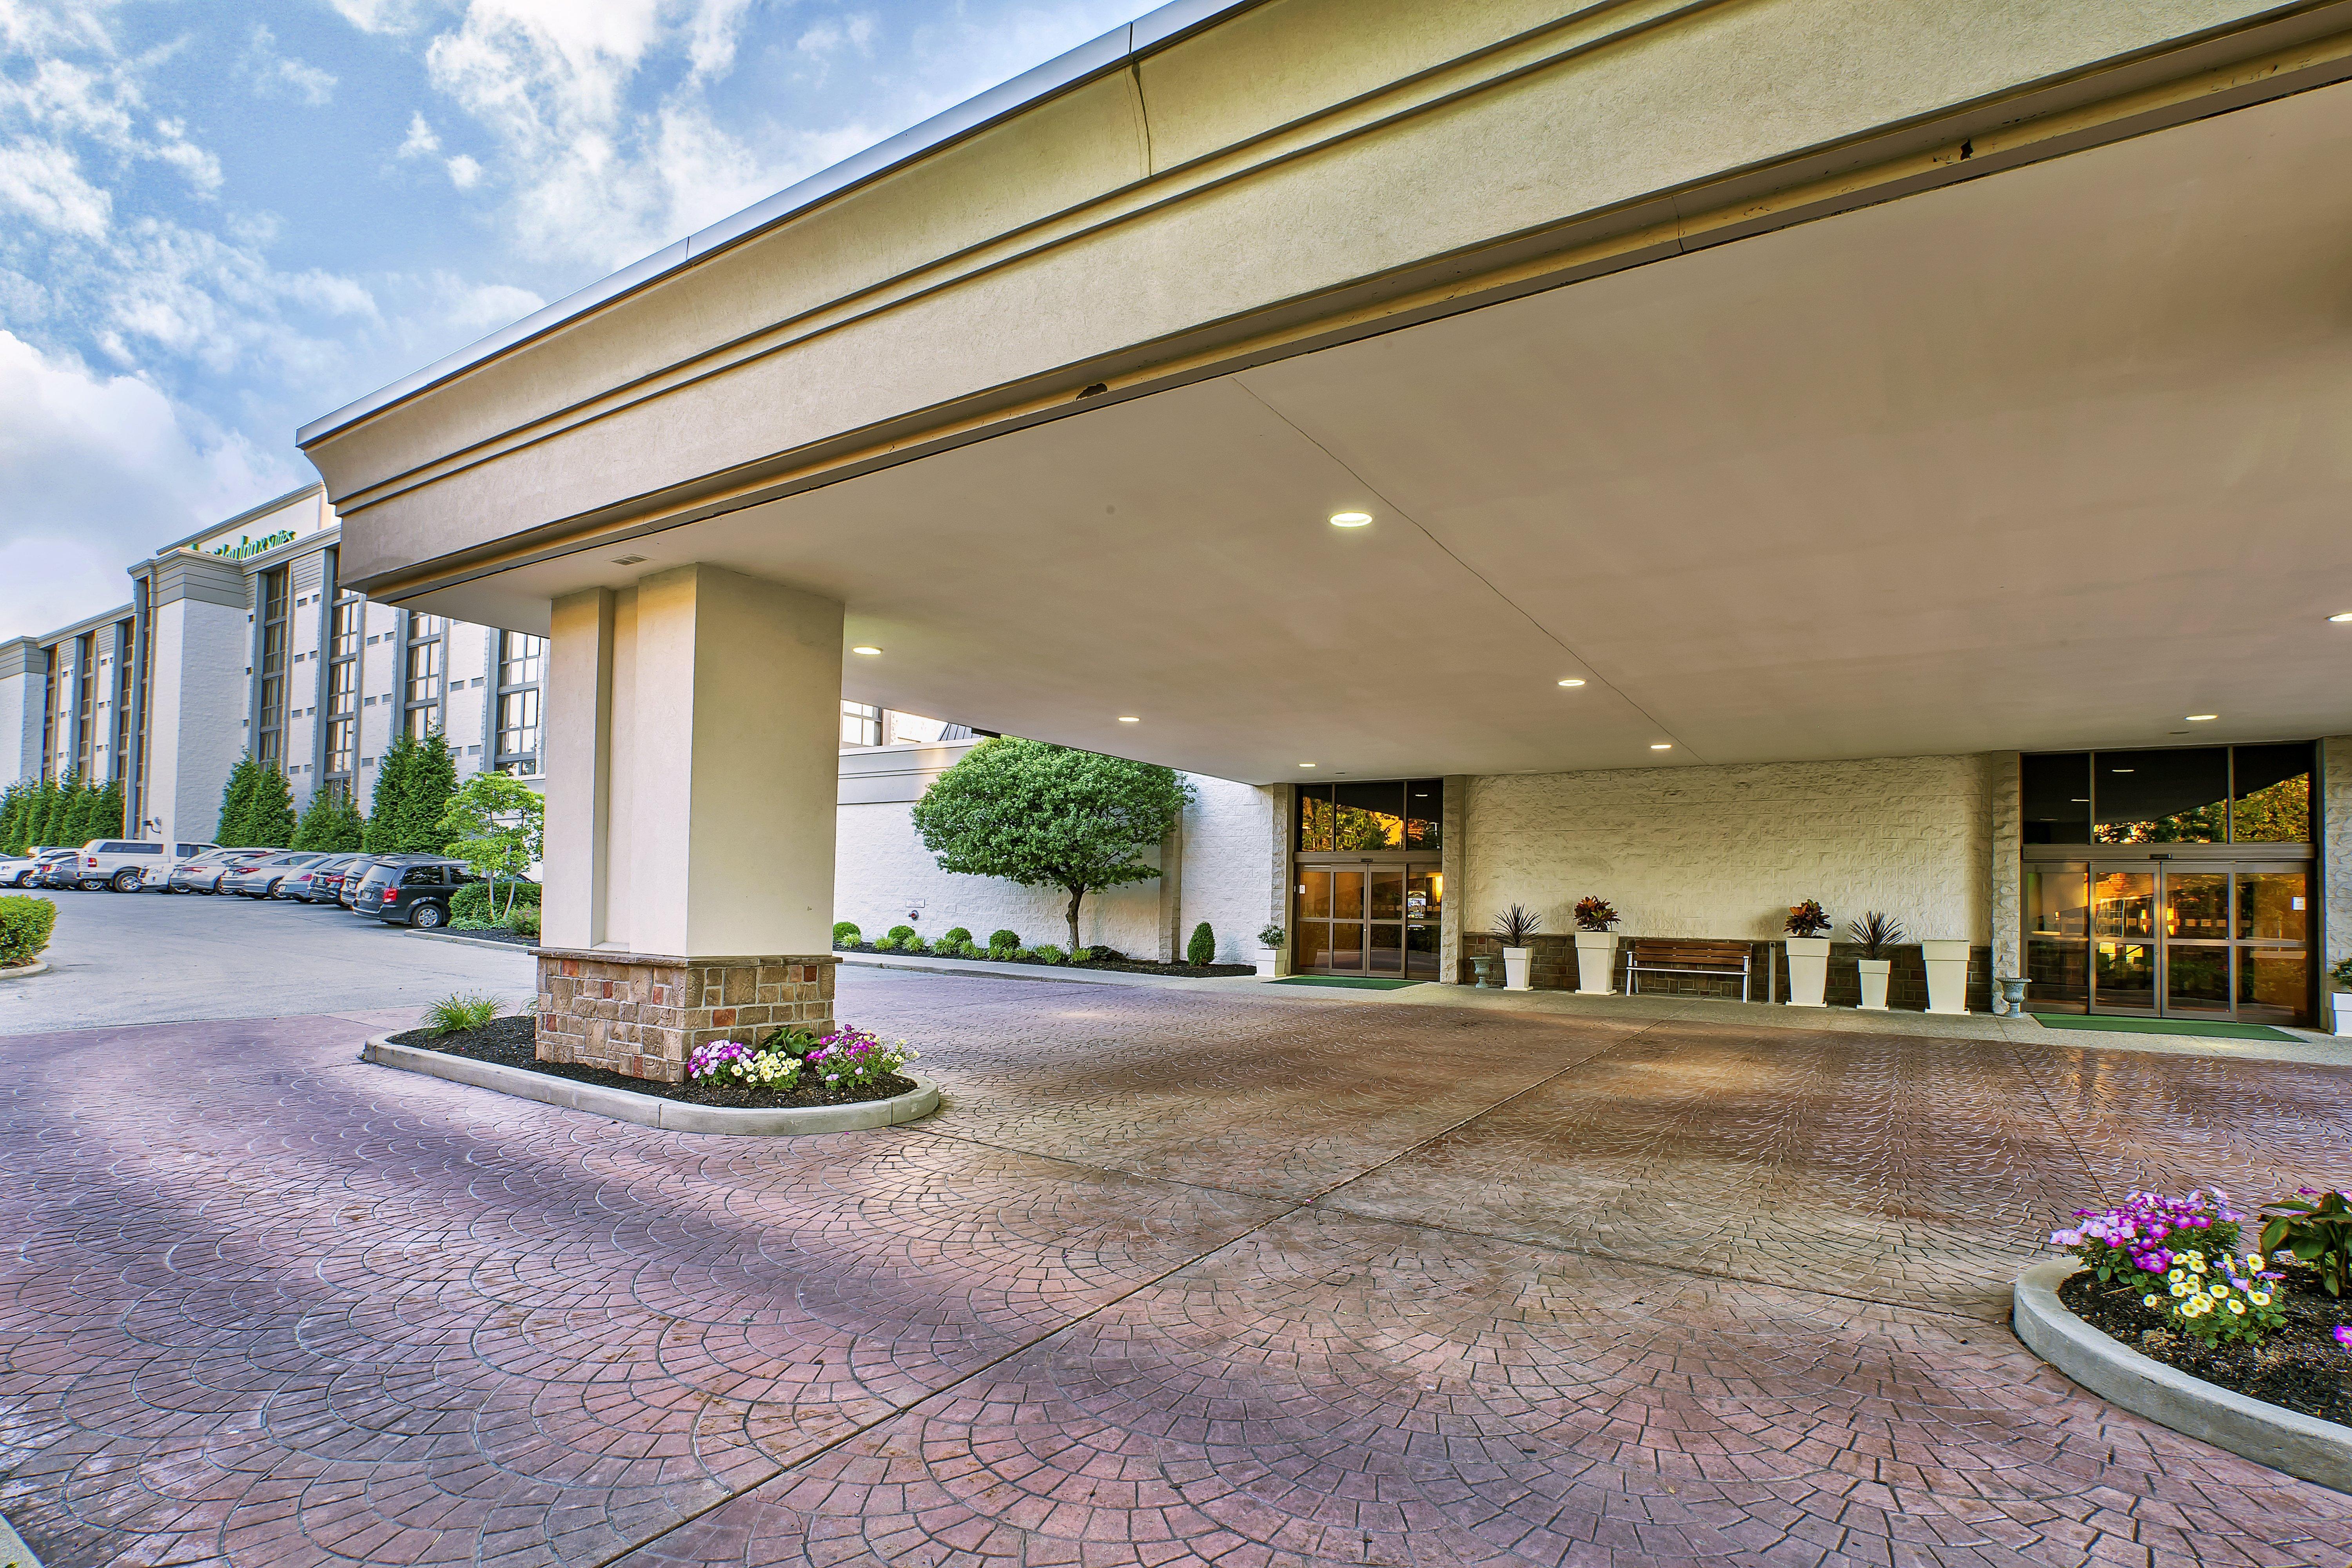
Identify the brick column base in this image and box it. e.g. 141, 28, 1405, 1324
533, 949, 838, 1083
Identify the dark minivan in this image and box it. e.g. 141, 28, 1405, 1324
352, 857, 478, 927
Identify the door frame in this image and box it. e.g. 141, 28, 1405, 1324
1293, 853, 1442, 978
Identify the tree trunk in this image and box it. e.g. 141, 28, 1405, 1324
1065, 886, 1085, 954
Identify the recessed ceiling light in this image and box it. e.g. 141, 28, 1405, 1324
2331, 612, 2352, 623
1650, 742, 1673, 750
1116, 716, 1140, 723
851, 645, 882, 656
1328, 511, 1373, 528
2185, 713, 2218, 721
1557, 678, 1586, 688
2110, 768, 2134, 773
1298, 762, 1316, 768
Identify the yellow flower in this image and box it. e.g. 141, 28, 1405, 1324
2227, 1300, 2245, 1315
2187, 1255, 2206, 1274
2143, 1294, 2160, 1308
2249, 1290, 2271, 1307
2209, 1284, 2228, 1298
2169, 1282, 2188, 1297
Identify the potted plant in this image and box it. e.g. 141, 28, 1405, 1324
1492, 904, 1541, 989
1918, 935, 1971, 1014
1783, 900, 1831, 1007
1257, 924, 1289, 979
1847, 912, 1905, 1011
1572, 897, 1619, 995
2331, 958, 2352, 1035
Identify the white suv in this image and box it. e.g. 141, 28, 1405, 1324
73, 839, 219, 893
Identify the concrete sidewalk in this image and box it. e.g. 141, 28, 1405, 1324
839, 948, 2352, 1066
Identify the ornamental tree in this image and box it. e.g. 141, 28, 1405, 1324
910, 738, 1192, 954
436, 771, 544, 919
215, 758, 262, 846
243, 767, 296, 849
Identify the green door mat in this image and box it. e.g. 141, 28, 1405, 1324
2029, 1012, 2298, 1042
1270, 976, 1424, 990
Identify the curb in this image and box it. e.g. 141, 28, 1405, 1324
0, 959, 49, 980
403, 929, 539, 953
2013, 1258, 2351, 1494
361, 1035, 940, 1135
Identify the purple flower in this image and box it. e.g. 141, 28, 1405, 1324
2336, 1326, 2352, 1351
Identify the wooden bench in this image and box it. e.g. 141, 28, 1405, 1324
1624, 939, 1753, 1001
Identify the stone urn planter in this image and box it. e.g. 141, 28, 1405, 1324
1573, 932, 1617, 995
1920, 939, 1971, 1014
1856, 958, 1892, 1010
1470, 954, 1501, 988
1783, 937, 1830, 1007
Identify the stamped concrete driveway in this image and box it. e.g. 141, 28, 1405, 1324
2, 968, 2349, 1568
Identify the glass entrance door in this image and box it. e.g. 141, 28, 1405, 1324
2030, 860, 2310, 1023
1296, 860, 1440, 978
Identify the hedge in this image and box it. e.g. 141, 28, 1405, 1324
0, 896, 58, 968
450, 881, 540, 924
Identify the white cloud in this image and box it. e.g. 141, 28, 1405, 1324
445, 151, 481, 188
247, 25, 338, 107
795, 13, 875, 60
0, 136, 110, 234
0, 330, 293, 639
398, 109, 440, 157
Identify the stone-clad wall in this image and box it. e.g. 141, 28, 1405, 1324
1465, 754, 1998, 947
535, 950, 836, 1083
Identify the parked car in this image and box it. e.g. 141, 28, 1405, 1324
34, 852, 84, 890
281, 853, 365, 903
2, 848, 71, 888
167, 848, 275, 895
354, 857, 479, 927
220, 852, 328, 900
70, 838, 219, 893
339, 855, 392, 909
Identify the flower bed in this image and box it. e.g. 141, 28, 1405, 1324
386, 1013, 920, 1108
2050, 1188, 2351, 1425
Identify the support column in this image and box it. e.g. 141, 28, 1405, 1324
535, 564, 845, 1082
1439, 774, 1468, 982
1987, 751, 2022, 980
2322, 736, 2352, 989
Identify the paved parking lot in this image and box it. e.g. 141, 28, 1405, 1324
0, 885, 533, 1034
2, 936, 2350, 1566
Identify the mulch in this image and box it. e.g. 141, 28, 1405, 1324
840, 942, 1253, 978
441, 927, 539, 948
2059, 1267, 2351, 1425
384, 1014, 916, 1108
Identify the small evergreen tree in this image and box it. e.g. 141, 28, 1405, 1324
399, 730, 459, 853
365, 731, 418, 853
1187, 921, 1217, 967
292, 787, 366, 853
245, 767, 296, 849
89, 778, 125, 840
215, 758, 261, 848
39, 771, 80, 848
0, 782, 30, 854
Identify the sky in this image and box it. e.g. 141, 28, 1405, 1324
0, 0, 1146, 639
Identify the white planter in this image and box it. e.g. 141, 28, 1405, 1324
2332, 993, 2352, 1036
1857, 957, 1892, 1011
1502, 946, 1532, 990
1784, 936, 1830, 1007
1573, 931, 1617, 995
1920, 939, 1971, 1015
1255, 951, 1290, 978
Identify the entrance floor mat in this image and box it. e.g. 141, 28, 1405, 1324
1269, 976, 1425, 990
2030, 1012, 2298, 1042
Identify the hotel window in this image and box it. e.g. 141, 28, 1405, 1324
73, 632, 96, 779
841, 701, 882, 747
2020, 746, 2311, 844
495, 631, 544, 775
325, 595, 362, 786
403, 613, 444, 738
255, 568, 290, 771
111, 619, 134, 780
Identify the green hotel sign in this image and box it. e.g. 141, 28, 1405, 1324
209, 529, 298, 561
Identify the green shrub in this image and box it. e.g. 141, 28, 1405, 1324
901, 936, 931, 956
0, 895, 58, 967
450, 881, 540, 924
1010, 947, 1037, 962
942, 926, 973, 946
871, 935, 899, 952
1033, 944, 1067, 965
1187, 922, 1216, 966
450, 916, 498, 932
421, 992, 501, 1036
886, 924, 917, 944
833, 921, 862, 946
988, 929, 1020, 951
505, 906, 541, 938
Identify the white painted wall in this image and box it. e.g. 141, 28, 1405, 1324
145, 597, 251, 844
0, 655, 36, 791
1171, 775, 1279, 963
1464, 754, 1998, 944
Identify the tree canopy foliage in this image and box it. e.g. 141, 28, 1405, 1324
910, 738, 1191, 953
